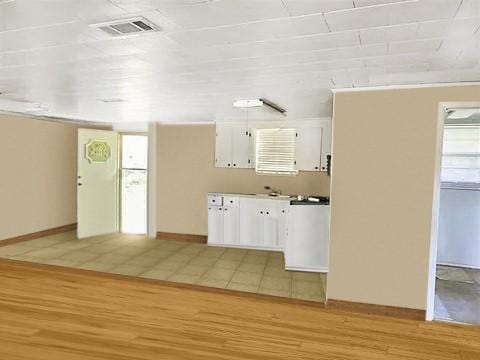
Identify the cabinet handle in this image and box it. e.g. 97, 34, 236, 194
260, 211, 263, 214
282, 210, 285, 214
266, 212, 269, 215
219, 207, 222, 211
227, 163, 231, 167
224, 208, 228, 211
233, 164, 236, 167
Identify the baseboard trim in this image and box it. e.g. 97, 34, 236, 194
0, 223, 77, 247
326, 299, 426, 321
156, 232, 207, 243
285, 265, 328, 273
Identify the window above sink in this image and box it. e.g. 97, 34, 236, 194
255, 128, 298, 176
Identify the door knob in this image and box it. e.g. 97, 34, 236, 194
78, 183, 83, 186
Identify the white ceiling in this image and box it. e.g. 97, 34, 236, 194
0, 0, 479, 124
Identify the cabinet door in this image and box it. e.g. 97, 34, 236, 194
207, 206, 224, 244
239, 198, 264, 246
223, 206, 240, 245
263, 202, 278, 248
215, 124, 233, 168
231, 124, 250, 168
276, 203, 289, 248
296, 126, 322, 171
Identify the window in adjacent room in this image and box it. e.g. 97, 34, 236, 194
441, 124, 480, 189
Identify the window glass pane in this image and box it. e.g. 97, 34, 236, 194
121, 169, 147, 234
122, 135, 148, 169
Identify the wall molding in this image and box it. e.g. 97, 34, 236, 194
332, 81, 480, 93
0, 223, 77, 247
156, 232, 207, 243
326, 299, 426, 321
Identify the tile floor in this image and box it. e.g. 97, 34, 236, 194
435, 265, 480, 325
0, 231, 327, 302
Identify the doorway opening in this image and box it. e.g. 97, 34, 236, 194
433, 107, 480, 325
121, 134, 148, 235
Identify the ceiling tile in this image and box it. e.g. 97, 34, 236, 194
160, 0, 289, 29
417, 17, 480, 38
456, 0, 480, 18
0, 22, 94, 53
282, 0, 353, 16
354, 0, 412, 6
388, 38, 443, 54
325, 0, 461, 32
359, 23, 418, 44
167, 15, 329, 48
0, 0, 127, 32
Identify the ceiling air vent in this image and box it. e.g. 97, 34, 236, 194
92, 17, 160, 37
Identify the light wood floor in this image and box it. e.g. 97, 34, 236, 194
0, 260, 479, 360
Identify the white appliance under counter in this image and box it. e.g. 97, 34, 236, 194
284, 201, 330, 273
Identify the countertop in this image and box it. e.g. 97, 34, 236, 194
208, 192, 294, 201
208, 192, 330, 205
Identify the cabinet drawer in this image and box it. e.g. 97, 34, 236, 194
223, 196, 239, 207
208, 195, 223, 206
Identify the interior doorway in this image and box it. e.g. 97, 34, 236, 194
121, 134, 148, 235
433, 107, 480, 325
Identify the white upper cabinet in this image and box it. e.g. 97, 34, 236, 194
296, 126, 322, 171
215, 123, 251, 168
232, 124, 251, 168
215, 119, 331, 171
215, 124, 233, 168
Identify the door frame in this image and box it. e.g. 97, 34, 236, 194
426, 101, 480, 321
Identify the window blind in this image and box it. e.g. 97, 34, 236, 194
255, 128, 298, 176
441, 125, 480, 189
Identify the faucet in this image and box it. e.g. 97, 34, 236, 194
264, 186, 282, 197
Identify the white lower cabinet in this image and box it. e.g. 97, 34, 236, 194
208, 194, 288, 250
239, 198, 264, 246
237, 197, 288, 250
277, 204, 288, 248
207, 205, 224, 245
223, 205, 240, 245
262, 203, 278, 248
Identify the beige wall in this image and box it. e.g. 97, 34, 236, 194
156, 124, 331, 235
327, 85, 480, 310
0, 114, 78, 240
